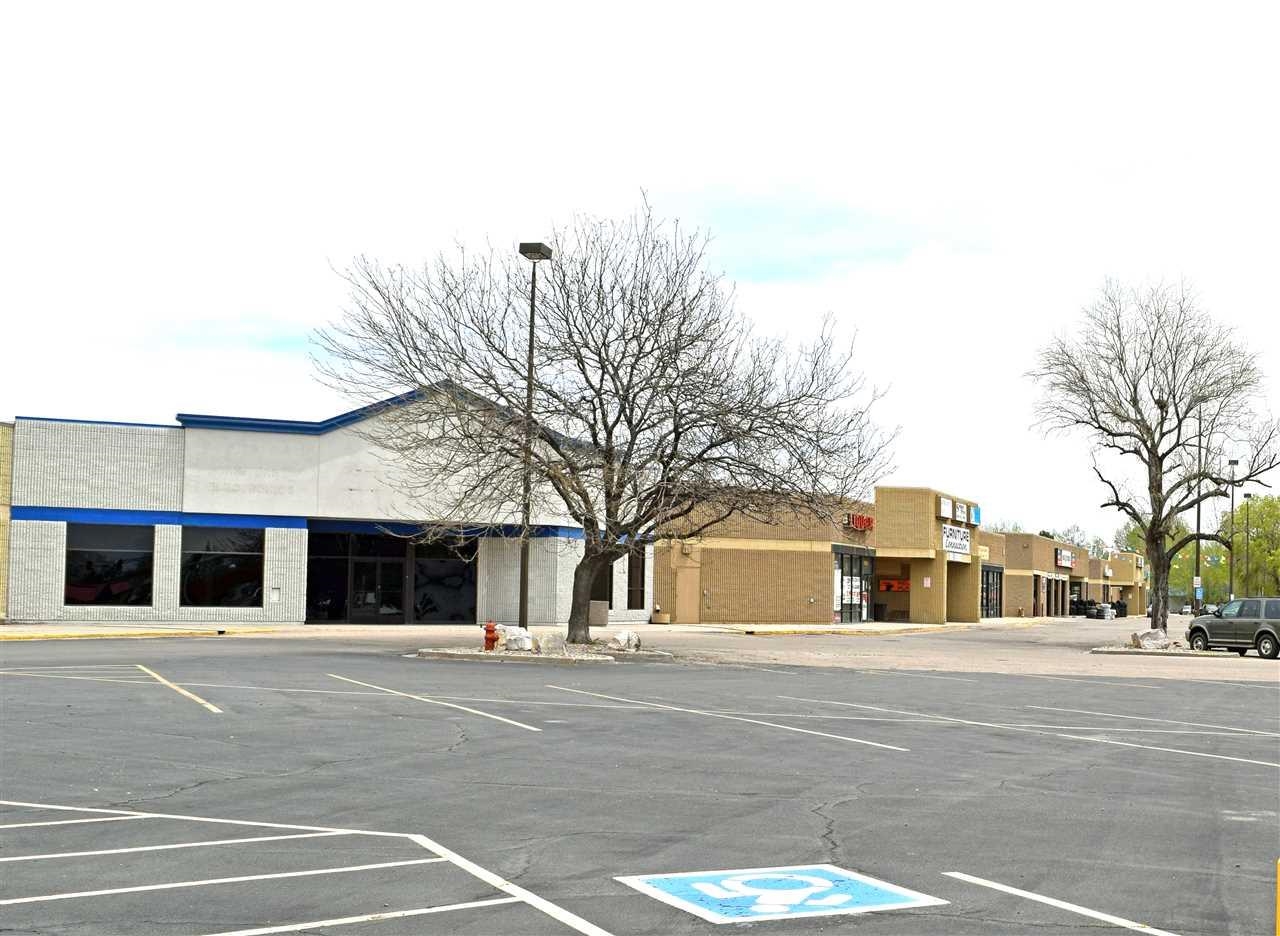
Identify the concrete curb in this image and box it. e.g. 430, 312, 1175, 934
416, 649, 617, 664
0, 630, 233, 641
1089, 647, 1239, 658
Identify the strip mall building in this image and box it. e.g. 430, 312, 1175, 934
653, 487, 1147, 626
0, 412, 1144, 628
0, 407, 652, 627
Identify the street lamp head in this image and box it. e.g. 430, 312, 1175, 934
519, 242, 553, 262
1154, 398, 1168, 410
1228, 458, 1239, 467
1243, 492, 1253, 500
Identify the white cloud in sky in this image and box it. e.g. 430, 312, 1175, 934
1, 0, 1276, 540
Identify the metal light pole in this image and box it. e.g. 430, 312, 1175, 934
516, 242, 552, 630
1227, 458, 1239, 599
1242, 492, 1253, 598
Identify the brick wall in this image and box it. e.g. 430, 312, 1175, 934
0, 422, 11, 619
874, 488, 936, 551
12, 420, 184, 510
977, 529, 1006, 565
1004, 572, 1034, 616
698, 546, 832, 624
474, 537, 653, 627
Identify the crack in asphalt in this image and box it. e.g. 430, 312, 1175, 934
808, 794, 859, 863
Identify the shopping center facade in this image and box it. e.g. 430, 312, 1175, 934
0, 406, 652, 627
0, 405, 1146, 628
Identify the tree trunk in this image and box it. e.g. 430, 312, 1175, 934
566, 555, 604, 644
1148, 533, 1170, 632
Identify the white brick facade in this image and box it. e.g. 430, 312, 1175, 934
3, 407, 653, 628
7, 521, 306, 623
12, 421, 183, 510
473, 537, 654, 628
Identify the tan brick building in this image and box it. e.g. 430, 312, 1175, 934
654, 505, 875, 626
0, 422, 12, 619
655, 485, 990, 626
1082, 551, 1147, 609
1002, 532, 1084, 617
871, 487, 983, 625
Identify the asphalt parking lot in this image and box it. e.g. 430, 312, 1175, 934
1, 636, 1277, 935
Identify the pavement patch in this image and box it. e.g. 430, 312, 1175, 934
616, 864, 947, 923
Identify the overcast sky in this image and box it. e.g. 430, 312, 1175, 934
2, 1, 1277, 541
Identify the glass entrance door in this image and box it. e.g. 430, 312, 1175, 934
350, 559, 405, 624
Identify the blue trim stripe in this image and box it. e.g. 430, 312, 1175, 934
307, 518, 584, 539
11, 507, 307, 529
16, 416, 178, 430
11, 507, 586, 539
176, 389, 425, 435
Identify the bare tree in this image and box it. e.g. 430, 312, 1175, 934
316, 206, 892, 642
1032, 281, 1278, 631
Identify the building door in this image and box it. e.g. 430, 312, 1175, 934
981, 567, 1003, 618
675, 566, 701, 624
350, 559, 405, 624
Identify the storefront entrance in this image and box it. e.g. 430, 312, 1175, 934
833, 549, 873, 623
350, 559, 405, 624
981, 565, 1003, 618
305, 528, 477, 624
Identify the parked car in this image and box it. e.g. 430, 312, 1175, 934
1204, 603, 1219, 614
1185, 597, 1280, 658
1179, 604, 1193, 615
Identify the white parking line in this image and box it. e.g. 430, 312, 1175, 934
0, 858, 447, 905
0, 799, 618, 936
780, 697, 1280, 768
1011, 673, 1164, 690
856, 669, 981, 683
548, 685, 909, 751
0, 815, 149, 830
1027, 705, 1280, 737
327, 674, 542, 731
943, 871, 1180, 935
0, 800, 421, 838
0, 664, 143, 670
0, 672, 155, 684
199, 897, 523, 936
0, 830, 346, 863
405, 833, 615, 936
136, 664, 223, 714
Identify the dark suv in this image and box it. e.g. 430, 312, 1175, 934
1185, 598, 1280, 658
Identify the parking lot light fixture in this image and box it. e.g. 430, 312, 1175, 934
517, 242, 553, 630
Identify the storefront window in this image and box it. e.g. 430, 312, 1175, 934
65, 524, 154, 605
833, 551, 873, 623
180, 527, 264, 607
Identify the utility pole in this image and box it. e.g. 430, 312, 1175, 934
1242, 493, 1253, 597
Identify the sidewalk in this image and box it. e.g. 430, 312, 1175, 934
0, 618, 1035, 642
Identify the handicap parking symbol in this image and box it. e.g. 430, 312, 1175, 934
615, 864, 947, 924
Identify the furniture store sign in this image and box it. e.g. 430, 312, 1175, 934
941, 523, 971, 555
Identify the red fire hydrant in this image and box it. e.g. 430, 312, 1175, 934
482, 620, 498, 652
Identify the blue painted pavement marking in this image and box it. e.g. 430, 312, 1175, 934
615, 863, 948, 924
